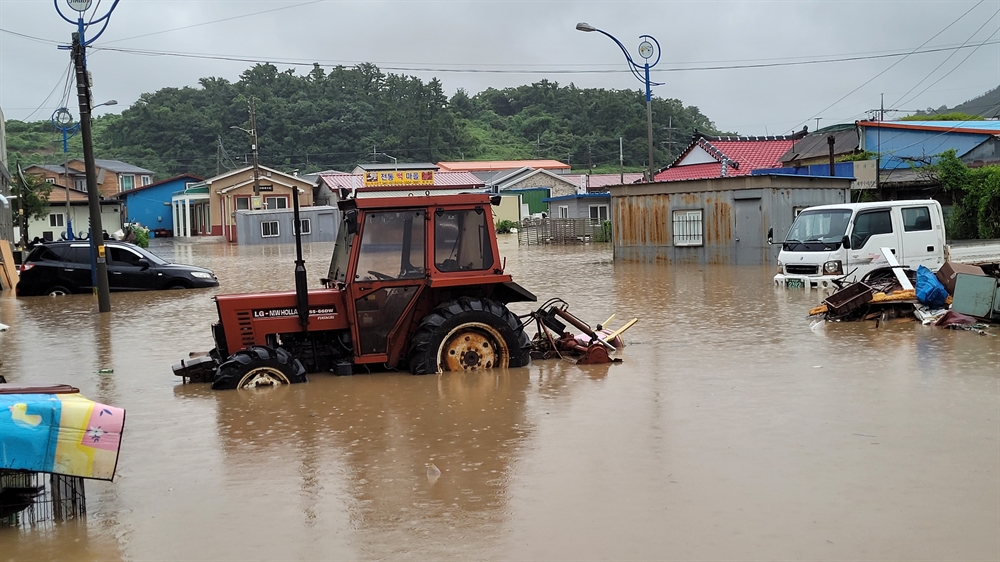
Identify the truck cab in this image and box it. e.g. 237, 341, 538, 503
774, 199, 946, 289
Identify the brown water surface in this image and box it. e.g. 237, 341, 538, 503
1, 236, 997, 560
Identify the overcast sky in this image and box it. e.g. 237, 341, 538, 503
1, 0, 998, 137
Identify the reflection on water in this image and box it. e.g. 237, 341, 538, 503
0, 236, 997, 560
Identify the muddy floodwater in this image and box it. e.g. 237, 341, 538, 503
1, 235, 998, 561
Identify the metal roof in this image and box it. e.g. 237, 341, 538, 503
71, 159, 155, 174
781, 129, 860, 164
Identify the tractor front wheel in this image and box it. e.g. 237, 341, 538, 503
408, 297, 530, 375
211, 345, 308, 390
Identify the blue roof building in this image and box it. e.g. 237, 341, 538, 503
859, 120, 1000, 171
119, 174, 202, 235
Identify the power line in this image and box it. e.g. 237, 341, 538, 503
896, 25, 1000, 110
890, 7, 1000, 108
82, 40, 999, 77
793, 0, 989, 131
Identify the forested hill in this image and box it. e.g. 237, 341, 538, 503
4, 63, 721, 179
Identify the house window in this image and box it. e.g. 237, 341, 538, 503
45, 177, 55, 184
297, 218, 312, 235
265, 196, 288, 210
558, 205, 569, 219
49, 214, 64, 227
235, 196, 250, 210
261, 221, 280, 238
589, 204, 609, 222
75, 178, 87, 192
140, 175, 151, 186
120, 174, 135, 191
672, 209, 703, 246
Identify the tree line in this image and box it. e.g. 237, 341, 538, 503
4, 63, 720, 179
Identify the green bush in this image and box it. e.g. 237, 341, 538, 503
495, 219, 519, 234
593, 220, 613, 242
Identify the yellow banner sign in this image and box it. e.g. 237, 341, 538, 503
363, 170, 435, 186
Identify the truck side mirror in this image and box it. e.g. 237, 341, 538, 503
841, 235, 851, 249
767, 227, 773, 245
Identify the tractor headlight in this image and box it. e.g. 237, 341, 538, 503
823, 260, 843, 275
190, 271, 213, 279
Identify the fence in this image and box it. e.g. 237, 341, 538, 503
0, 470, 87, 528
517, 218, 611, 245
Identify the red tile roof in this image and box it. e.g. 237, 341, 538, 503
654, 136, 798, 182
437, 160, 570, 172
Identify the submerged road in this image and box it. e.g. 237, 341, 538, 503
1, 236, 997, 560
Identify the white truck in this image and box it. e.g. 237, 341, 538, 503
772, 199, 1000, 289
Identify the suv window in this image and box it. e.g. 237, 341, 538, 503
108, 246, 144, 266
27, 247, 63, 262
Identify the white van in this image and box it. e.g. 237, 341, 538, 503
773, 200, 946, 289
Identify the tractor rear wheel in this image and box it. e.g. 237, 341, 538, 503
211, 345, 308, 390
408, 297, 530, 375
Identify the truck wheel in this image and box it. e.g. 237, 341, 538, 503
211, 345, 308, 390
408, 297, 530, 375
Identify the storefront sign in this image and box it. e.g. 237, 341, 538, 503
851, 160, 878, 190
363, 170, 435, 186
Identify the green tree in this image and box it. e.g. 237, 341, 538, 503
935, 149, 1000, 239
12, 163, 54, 246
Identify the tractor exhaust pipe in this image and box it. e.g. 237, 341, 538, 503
292, 187, 309, 330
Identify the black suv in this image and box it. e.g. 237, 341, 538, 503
16, 241, 219, 296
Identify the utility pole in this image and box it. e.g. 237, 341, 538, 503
619, 137, 624, 184
249, 98, 261, 198
217, 136, 223, 176
72, 31, 110, 312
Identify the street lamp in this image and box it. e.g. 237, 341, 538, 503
51, 99, 116, 241
577, 22, 662, 182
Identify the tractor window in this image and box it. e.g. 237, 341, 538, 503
354, 210, 426, 281
434, 209, 494, 272
329, 216, 354, 283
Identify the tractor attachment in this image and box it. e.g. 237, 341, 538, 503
527, 299, 638, 365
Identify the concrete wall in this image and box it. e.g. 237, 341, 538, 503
609, 175, 850, 265
504, 173, 577, 198
24, 204, 122, 242
493, 194, 521, 224
234, 206, 339, 246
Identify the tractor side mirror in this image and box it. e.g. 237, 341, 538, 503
345, 210, 358, 235
841, 235, 851, 249
767, 227, 773, 245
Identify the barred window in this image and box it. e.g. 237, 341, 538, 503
261, 221, 280, 238
672, 209, 703, 246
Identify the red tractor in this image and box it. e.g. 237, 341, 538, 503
173, 190, 540, 389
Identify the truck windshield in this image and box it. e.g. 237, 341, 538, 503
784, 209, 852, 251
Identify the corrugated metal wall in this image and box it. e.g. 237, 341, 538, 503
235, 206, 340, 246
611, 177, 849, 264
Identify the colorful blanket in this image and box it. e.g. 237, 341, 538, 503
0, 393, 125, 481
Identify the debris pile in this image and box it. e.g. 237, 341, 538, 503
809, 258, 998, 334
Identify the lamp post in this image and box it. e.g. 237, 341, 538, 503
51, 100, 116, 242
54, 0, 121, 313
576, 22, 662, 182
231, 97, 262, 203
